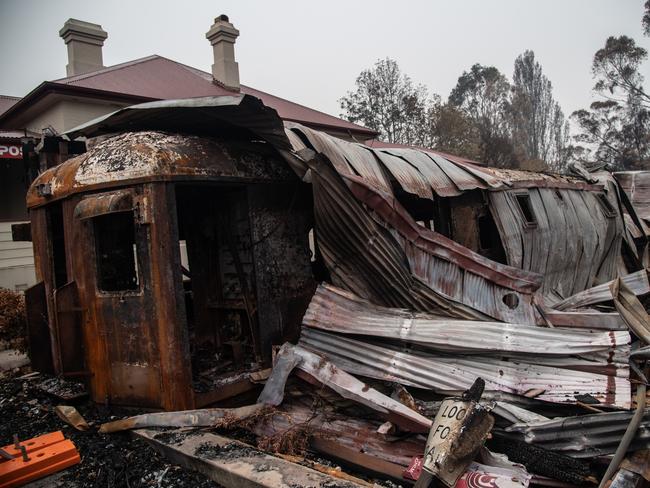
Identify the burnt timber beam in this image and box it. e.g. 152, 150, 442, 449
133, 428, 364, 488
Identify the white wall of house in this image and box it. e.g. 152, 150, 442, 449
22, 98, 127, 135
0, 97, 127, 292
0, 222, 35, 291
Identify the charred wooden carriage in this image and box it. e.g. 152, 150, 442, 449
26, 103, 316, 409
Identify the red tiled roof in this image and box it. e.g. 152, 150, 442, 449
50, 55, 376, 136
0, 95, 20, 116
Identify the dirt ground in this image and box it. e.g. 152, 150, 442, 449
0, 372, 222, 488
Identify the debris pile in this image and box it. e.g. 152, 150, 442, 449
8, 95, 650, 486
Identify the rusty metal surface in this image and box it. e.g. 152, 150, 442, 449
489, 187, 625, 301
25, 94, 641, 416
286, 120, 600, 199
552, 268, 650, 311
317, 161, 544, 323
307, 153, 548, 323
73, 190, 133, 220
380, 147, 466, 197
544, 310, 627, 330
65, 94, 291, 148
27, 130, 295, 208
286, 123, 392, 194
303, 283, 631, 357
278, 343, 432, 433
371, 149, 433, 198
298, 328, 631, 408
24, 281, 54, 374
502, 410, 650, 458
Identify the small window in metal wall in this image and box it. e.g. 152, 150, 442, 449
514, 192, 538, 228
93, 212, 140, 292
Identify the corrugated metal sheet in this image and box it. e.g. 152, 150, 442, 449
276, 343, 432, 433
488, 186, 624, 301
287, 124, 392, 194
304, 283, 630, 358
616, 171, 650, 222
552, 268, 650, 311
372, 149, 433, 199
502, 410, 650, 458
379, 148, 464, 197
307, 153, 545, 323
299, 328, 630, 408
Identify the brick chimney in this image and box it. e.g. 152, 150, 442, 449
59, 19, 108, 76
205, 15, 240, 91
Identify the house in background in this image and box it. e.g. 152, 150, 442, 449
0, 93, 39, 290
0, 15, 376, 291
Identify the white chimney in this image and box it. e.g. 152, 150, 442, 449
205, 14, 240, 90
59, 19, 108, 77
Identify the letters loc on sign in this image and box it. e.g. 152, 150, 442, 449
422, 397, 471, 474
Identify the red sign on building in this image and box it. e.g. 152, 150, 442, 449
0, 143, 22, 159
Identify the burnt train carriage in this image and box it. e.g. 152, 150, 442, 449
27, 129, 315, 410
24, 95, 643, 410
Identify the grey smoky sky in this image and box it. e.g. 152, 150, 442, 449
1, 0, 649, 123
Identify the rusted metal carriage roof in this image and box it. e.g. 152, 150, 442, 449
34, 95, 633, 323
27, 130, 294, 208
59, 95, 604, 201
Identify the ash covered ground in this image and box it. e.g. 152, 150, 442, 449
0, 372, 222, 488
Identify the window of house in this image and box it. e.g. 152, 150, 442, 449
94, 212, 139, 292
514, 192, 538, 228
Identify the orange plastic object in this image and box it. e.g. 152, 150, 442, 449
0, 431, 81, 488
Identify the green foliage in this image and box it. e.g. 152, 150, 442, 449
592, 36, 648, 104
339, 58, 435, 146
447, 64, 518, 167
571, 32, 650, 170
511, 51, 571, 171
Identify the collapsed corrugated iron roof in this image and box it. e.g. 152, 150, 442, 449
42, 94, 640, 324
37, 94, 650, 485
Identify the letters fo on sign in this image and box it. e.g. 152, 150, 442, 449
0, 143, 22, 159
422, 397, 471, 474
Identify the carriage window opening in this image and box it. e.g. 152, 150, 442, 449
515, 193, 537, 227
94, 212, 139, 291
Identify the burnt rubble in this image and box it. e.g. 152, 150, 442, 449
4, 94, 650, 487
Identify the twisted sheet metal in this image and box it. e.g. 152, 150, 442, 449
283, 121, 634, 321
378, 148, 465, 197
287, 124, 392, 195
553, 269, 650, 311
306, 153, 546, 323
298, 328, 631, 409
489, 187, 624, 301
371, 149, 434, 199
304, 283, 630, 357
502, 410, 650, 458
